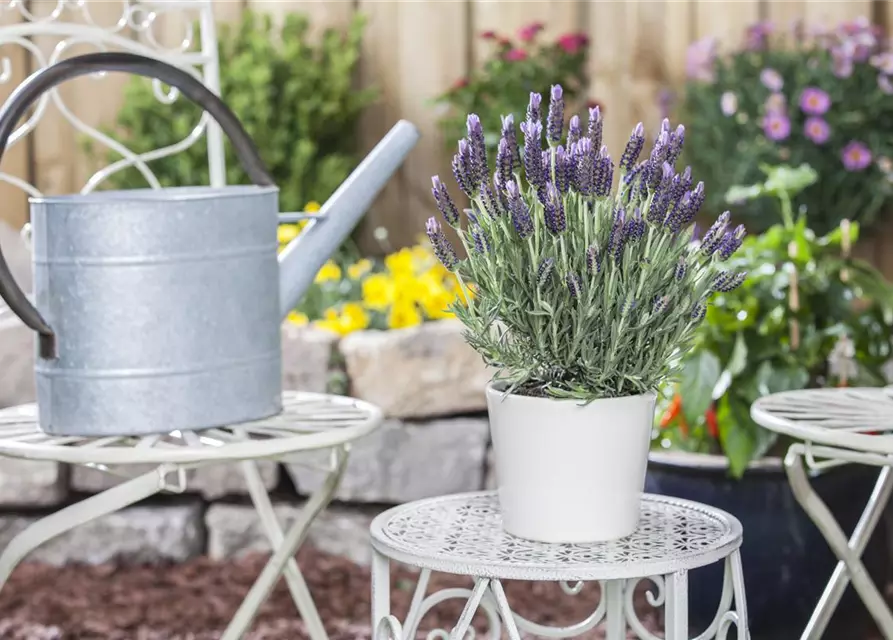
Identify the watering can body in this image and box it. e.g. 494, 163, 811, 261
0, 52, 419, 436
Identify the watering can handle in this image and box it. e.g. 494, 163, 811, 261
0, 52, 275, 359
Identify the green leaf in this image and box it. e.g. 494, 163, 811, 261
727, 333, 748, 377
717, 395, 759, 478
679, 351, 722, 425
754, 361, 809, 396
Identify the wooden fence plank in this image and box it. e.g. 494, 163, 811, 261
246, 0, 354, 37
471, 0, 581, 65
0, 7, 30, 229
588, 0, 631, 164
803, 0, 872, 25
694, 0, 760, 50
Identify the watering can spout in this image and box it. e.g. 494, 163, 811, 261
277, 119, 420, 320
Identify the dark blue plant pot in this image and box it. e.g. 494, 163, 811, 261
645, 451, 890, 640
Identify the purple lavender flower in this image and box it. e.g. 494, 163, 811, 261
470, 224, 490, 254
674, 257, 686, 281
553, 146, 569, 193
546, 85, 564, 145
595, 148, 614, 197
506, 180, 534, 238
431, 176, 459, 226
572, 138, 596, 195
717, 224, 746, 260
565, 272, 582, 299
666, 192, 692, 232
567, 115, 582, 148
799, 87, 831, 116
586, 245, 602, 274
842, 141, 873, 171
763, 112, 791, 141
501, 114, 522, 169
479, 181, 502, 218
537, 258, 555, 288
653, 296, 670, 314
666, 125, 685, 165
527, 92, 543, 123
452, 139, 476, 197
492, 174, 509, 213
426, 217, 458, 270
700, 211, 731, 255
620, 123, 645, 172
804, 117, 831, 145
466, 114, 487, 186
520, 119, 546, 189
544, 182, 566, 234
587, 106, 603, 149
691, 302, 707, 322
713, 271, 747, 293
609, 207, 627, 261
683, 182, 706, 224
496, 136, 514, 188
624, 208, 645, 242
646, 164, 674, 224
760, 68, 784, 92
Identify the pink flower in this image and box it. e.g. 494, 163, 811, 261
518, 22, 544, 42
452, 77, 469, 90
505, 48, 528, 62
557, 32, 588, 54
804, 117, 830, 144
720, 91, 738, 116
760, 68, 784, 92
880, 75, 893, 95
765, 92, 787, 115
686, 37, 717, 82
871, 52, 893, 75
480, 30, 497, 40
799, 87, 831, 115
762, 112, 791, 141
841, 141, 873, 172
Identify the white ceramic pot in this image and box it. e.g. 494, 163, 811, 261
486, 383, 656, 543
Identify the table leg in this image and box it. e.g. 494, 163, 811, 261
489, 579, 522, 640
664, 570, 689, 640
729, 549, 749, 640
0, 468, 163, 589
785, 446, 893, 639
221, 446, 348, 640
604, 580, 625, 640
371, 547, 392, 636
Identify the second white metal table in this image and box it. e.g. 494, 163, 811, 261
0, 390, 383, 640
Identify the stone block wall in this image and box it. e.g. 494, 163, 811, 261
0, 314, 496, 568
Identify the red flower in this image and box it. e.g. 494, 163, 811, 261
557, 32, 589, 53
505, 48, 528, 62
452, 77, 469, 90
518, 21, 545, 42
705, 405, 719, 438
480, 30, 497, 40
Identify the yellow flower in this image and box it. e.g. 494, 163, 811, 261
362, 273, 395, 310
387, 300, 422, 330
385, 248, 415, 277
278, 224, 300, 245
348, 258, 373, 280
304, 201, 322, 213
287, 310, 309, 326
315, 260, 342, 284
313, 303, 369, 336
421, 290, 456, 319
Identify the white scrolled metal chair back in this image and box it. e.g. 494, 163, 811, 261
0, 0, 226, 214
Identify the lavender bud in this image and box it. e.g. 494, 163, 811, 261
624, 207, 645, 242
565, 272, 582, 299
520, 119, 546, 189
567, 115, 582, 148
674, 166, 693, 201
680, 182, 705, 226
653, 295, 670, 314
586, 244, 602, 274
620, 122, 646, 173
506, 180, 534, 239
717, 224, 746, 260
691, 302, 707, 322
496, 137, 514, 188
431, 176, 459, 226
466, 114, 487, 187
701, 211, 731, 255
667, 192, 692, 233
667, 124, 685, 165
537, 258, 555, 288
587, 106, 603, 150
553, 146, 569, 193
674, 257, 687, 281
572, 138, 596, 195
425, 217, 458, 270
546, 85, 564, 145
544, 182, 566, 234
501, 114, 522, 169
527, 92, 542, 123
595, 150, 614, 197
471, 225, 490, 254
713, 271, 747, 292
452, 139, 476, 197
492, 173, 509, 213
480, 181, 501, 218
609, 207, 627, 261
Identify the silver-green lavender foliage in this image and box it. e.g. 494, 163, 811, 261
428, 85, 746, 401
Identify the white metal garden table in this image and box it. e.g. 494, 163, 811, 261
370, 491, 750, 640
751, 387, 893, 639
0, 389, 383, 640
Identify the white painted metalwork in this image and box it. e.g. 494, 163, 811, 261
0, 0, 225, 199
370, 491, 750, 640
751, 387, 893, 640
0, 390, 383, 640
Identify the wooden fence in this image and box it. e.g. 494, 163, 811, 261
1, 0, 892, 264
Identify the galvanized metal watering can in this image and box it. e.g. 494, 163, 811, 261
0, 52, 419, 437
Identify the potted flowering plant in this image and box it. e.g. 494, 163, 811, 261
427, 84, 745, 542
679, 17, 893, 234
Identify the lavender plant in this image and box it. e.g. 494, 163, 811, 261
427, 86, 747, 401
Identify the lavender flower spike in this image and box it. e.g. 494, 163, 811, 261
566, 272, 582, 299
520, 119, 546, 189
506, 180, 534, 239
653, 296, 670, 314
587, 105, 603, 149
572, 138, 596, 195
586, 244, 602, 274
674, 256, 686, 281
431, 176, 460, 226
496, 136, 514, 187
501, 114, 522, 168
544, 182, 566, 234
527, 92, 543, 123
567, 115, 582, 148
537, 258, 555, 288
471, 224, 491, 254
425, 217, 458, 270
466, 114, 488, 186
620, 122, 646, 173
717, 224, 746, 260
452, 138, 476, 197
553, 146, 569, 193
547, 85, 564, 145
595, 148, 614, 198
667, 124, 685, 165
701, 211, 731, 255
609, 206, 627, 261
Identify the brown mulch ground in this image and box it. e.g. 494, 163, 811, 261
0, 546, 660, 639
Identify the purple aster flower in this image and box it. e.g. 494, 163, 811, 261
879, 75, 893, 95
520, 119, 546, 189
686, 37, 717, 82
572, 138, 596, 195
565, 272, 582, 299
842, 141, 873, 172
799, 87, 831, 116
804, 117, 831, 145
700, 211, 730, 255
543, 182, 566, 234
871, 52, 893, 75
527, 92, 542, 123
537, 258, 555, 288
506, 180, 534, 238
720, 91, 738, 116
763, 112, 791, 141
586, 245, 601, 275
674, 257, 686, 281
452, 139, 476, 197
496, 136, 514, 188
425, 217, 458, 270
760, 68, 784, 92
431, 176, 459, 226
567, 115, 582, 148
546, 85, 564, 145
764, 92, 787, 115
745, 21, 773, 51
620, 122, 645, 172
587, 106, 603, 149
466, 114, 487, 186
832, 48, 854, 78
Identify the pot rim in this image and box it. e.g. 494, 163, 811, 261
30, 184, 280, 205
648, 448, 783, 471
486, 381, 657, 404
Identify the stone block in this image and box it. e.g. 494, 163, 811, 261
339, 319, 492, 419
282, 324, 338, 394
0, 320, 35, 409
0, 458, 66, 506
